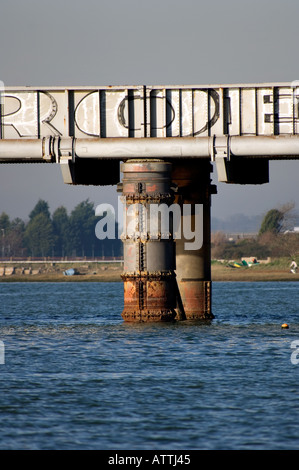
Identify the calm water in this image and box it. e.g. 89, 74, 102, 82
0, 281, 299, 450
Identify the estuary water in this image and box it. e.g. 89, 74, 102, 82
0, 281, 299, 450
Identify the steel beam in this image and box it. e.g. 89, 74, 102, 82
2, 136, 299, 163
1, 83, 299, 141
75, 136, 299, 160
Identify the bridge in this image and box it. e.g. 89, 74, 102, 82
1, 82, 299, 321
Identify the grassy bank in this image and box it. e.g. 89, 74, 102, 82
211, 259, 299, 282
0, 259, 298, 282
0, 262, 123, 282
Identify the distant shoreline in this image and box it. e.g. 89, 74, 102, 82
0, 261, 298, 282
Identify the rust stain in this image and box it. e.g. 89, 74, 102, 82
123, 183, 136, 193
146, 183, 158, 193
121, 276, 176, 322
123, 280, 136, 303
178, 280, 214, 319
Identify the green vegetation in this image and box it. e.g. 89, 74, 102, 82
259, 208, 284, 235
212, 231, 299, 261
2, 200, 299, 265
0, 199, 122, 258
212, 205, 299, 262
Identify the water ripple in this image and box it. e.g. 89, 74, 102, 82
0, 281, 299, 449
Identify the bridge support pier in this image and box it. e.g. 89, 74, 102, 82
119, 160, 177, 322
172, 161, 216, 320
118, 159, 216, 322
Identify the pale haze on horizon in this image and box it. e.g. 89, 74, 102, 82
0, 0, 299, 222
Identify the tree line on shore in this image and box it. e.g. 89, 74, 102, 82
0, 199, 122, 258
212, 203, 299, 260
1, 199, 298, 261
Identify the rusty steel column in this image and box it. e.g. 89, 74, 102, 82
119, 160, 177, 322
172, 160, 216, 320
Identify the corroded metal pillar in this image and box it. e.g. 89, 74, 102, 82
119, 160, 177, 322
172, 160, 216, 320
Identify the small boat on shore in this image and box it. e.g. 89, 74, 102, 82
63, 268, 78, 276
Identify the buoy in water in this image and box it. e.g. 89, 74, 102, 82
281, 323, 289, 329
